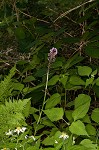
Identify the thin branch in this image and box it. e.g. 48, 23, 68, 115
18, 9, 50, 24
54, 0, 96, 22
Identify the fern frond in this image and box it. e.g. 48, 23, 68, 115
0, 98, 30, 138
0, 66, 16, 103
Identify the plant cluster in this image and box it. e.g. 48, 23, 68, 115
0, 0, 99, 149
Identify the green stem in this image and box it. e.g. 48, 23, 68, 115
34, 63, 50, 135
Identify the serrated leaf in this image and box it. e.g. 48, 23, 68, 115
74, 94, 91, 109
91, 108, 99, 123
69, 120, 88, 136
45, 93, 61, 109
72, 94, 91, 121
44, 108, 64, 122
77, 66, 92, 76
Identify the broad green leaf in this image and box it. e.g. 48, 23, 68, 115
69, 145, 86, 150
91, 108, 99, 123
48, 75, 59, 86
74, 94, 91, 109
44, 108, 64, 122
45, 93, 61, 109
69, 76, 85, 85
23, 76, 35, 82
69, 120, 88, 136
72, 94, 91, 121
86, 124, 96, 135
13, 83, 24, 91
80, 139, 97, 150
77, 66, 92, 76
72, 102, 91, 121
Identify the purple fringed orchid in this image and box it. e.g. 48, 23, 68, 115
48, 47, 58, 63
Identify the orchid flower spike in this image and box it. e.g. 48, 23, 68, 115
48, 47, 58, 63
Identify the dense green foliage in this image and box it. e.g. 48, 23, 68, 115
0, 0, 99, 149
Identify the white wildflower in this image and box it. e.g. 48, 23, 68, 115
25, 135, 29, 139
55, 140, 58, 144
73, 137, 75, 145
1, 148, 9, 150
59, 132, 69, 140
5, 129, 13, 136
14, 127, 26, 135
29, 135, 36, 141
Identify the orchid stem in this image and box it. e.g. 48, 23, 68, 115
34, 63, 50, 135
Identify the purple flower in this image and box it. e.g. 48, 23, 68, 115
48, 47, 58, 63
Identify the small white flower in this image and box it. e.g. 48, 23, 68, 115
14, 127, 26, 135
59, 132, 69, 140
1, 148, 9, 150
72, 137, 75, 145
55, 140, 58, 144
29, 135, 36, 141
91, 74, 94, 78
25, 135, 29, 139
5, 129, 13, 136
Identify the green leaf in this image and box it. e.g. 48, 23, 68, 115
82, 114, 91, 123
91, 108, 99, 123
26, 146, 38, 150
85, 42, 99, 58
42, 136, 54, 146
15, 27, 25, 39
65, 110, 73, 122
13, 82, 24, 91
45, 93, 61, 109
59, 75, 68, 88
69, 76, 85, 86
69, 145, 85, 150
23, 76, 35, 82
72, 95, 91, 121
85, 77, 94, 87
69, 120, 88, 136
74, 94, 91, 109
85, 124, 96, 135
48, 75, 59, 86
44, 108, 64, 122
80, 139, 97, 150
77, 66, 92, 76
96, 77, 99, 86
